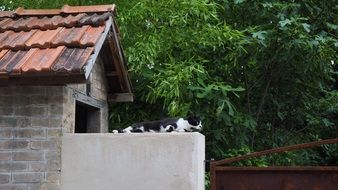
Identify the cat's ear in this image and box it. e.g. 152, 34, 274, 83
187, 115, 199, 126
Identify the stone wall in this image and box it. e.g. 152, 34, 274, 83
0, 86, 64, 190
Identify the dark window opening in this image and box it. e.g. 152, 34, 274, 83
75, 102, 101, 133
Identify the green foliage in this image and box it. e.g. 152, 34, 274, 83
204, 172, 210, 190
223, 0, 337, 161
3, 0, 336, 168
112, 0, 338, 166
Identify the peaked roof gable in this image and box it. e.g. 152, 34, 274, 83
0, 5, 133, 102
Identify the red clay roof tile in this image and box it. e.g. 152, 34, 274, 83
3, 18, 22, 31
0, 11, 14, 18
79, 25, 105, 47
60, 48, 87, 72
4, 30, 37, 50
11, 17, 35, 31
11, 49, 38, 74
49, 15, 64, 26
0, 50, 9, 59
70, 47, 95, 72
15, 7, 61, 16
61, 4, 115, 14
0, 50, 18, 73
0, 18, 11, 31
79, 12, 111, 26
13, 4, 115, 16
64, 13, 86, 26
91, 12, 112, 26
64, 26, 89, 45
0, 4, 116, 83
51, 47, 94, 72
51, 48, 75, 72
0, 14, 107, 33
25, 28, 62, 49
21, 46, 65, 73
0, 31, 17, 49
0, 31, 12, 44
0, 50, 27, 73
0, 13, 107, 32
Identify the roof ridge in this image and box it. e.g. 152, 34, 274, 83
5, 4, 115, 17
61, 4, 115, 14
0, 11, 15, 18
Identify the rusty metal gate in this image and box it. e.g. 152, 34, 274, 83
210, 138, 338, 190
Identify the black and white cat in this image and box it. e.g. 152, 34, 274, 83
112, 116, 202, 133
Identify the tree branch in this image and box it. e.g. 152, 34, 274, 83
255, 70, 273, 121
251, 46, 283, 149
243, 66, 252, 115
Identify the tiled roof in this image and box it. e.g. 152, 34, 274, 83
0, 5, 116, 84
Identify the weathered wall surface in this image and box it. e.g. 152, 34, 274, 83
0, 60, 109, 190
61, 133, 205, 190
91, 56, 109, 102
66, 57, 109, 133
0, 86, 64, 190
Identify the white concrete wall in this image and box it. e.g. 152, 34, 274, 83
61, 133, 205, 190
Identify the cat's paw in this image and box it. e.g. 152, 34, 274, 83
112, 130, 118, 134
123, 126, 133, 133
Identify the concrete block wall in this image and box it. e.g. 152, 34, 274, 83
0, 57, 112, 190
60, 87, 74, 134
62, 133, 205, 190
90, 57, 108, 102
66, 57, 109, 133
67, 58, 108, 102
0, 86, 64, 190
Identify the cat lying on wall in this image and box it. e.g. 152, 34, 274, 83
112, 116, 202, 133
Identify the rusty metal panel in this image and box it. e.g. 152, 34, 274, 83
213, 167, 338, 190
211, 138, 338, 190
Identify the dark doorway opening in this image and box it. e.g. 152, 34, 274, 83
75, 101, 101, 133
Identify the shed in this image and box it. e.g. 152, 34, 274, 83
0, 5, 132, 190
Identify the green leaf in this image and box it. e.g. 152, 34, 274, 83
334, 41, 338, 47
252, 31, 267, 40
197, 78, 206, 87
216, 101, 225, 116
225, 99, 234, 116
262, 2, 273, 8
234, 0, 246, 4
326, 23, 338, 30
196, 85, 213, 98
279, 18, 291, 28
302, 23, 311, 33
322, 118, 333, 127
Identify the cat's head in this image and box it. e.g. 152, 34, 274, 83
186, 115, 202, 131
